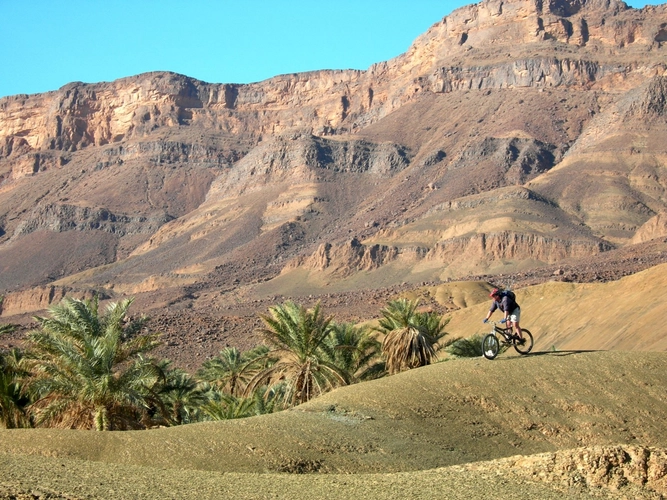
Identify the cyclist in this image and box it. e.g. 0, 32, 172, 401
483, 288, 524, 342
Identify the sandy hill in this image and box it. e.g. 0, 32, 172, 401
439, 261, 667, 351
0, 351, 665, 498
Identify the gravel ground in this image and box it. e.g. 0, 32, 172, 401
0, 453, 613, 500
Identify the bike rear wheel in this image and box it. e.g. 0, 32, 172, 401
482, 334, 500, 360
513, 329, 534, 355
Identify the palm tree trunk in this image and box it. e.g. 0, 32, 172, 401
173, 402, 183, 425
95, 406, 110, 431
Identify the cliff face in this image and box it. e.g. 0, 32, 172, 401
286, 231, 611, 278
1, 0, 665, 161
0, 285, 104, 317
1, 0, 667, 318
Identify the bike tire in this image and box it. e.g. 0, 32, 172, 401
513, 329, 534, 355
482, 334, 500, 360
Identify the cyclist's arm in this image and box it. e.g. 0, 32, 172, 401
484, 302, 498, 321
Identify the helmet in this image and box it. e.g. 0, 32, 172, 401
489, 288, 500, 298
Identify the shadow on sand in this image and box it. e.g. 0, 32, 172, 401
488, 349, 604, 361
528, 349, 603, 357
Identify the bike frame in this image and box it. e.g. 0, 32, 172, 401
483, 321, 533, 359
489, 321, 516, 344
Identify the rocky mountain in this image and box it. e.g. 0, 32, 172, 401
1, 0, 667, 363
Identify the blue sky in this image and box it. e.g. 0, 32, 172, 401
0, 0, 657, 99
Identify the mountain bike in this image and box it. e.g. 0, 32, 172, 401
482, 321, 534, 360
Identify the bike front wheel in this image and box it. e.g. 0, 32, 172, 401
482, 334, 500, 360
513, 329, 534, 355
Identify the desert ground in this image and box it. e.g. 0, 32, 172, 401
1, 350, 665, 498
1, 261, 667, 500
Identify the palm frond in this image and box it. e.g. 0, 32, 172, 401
23, 296, 162, 430
377, 299, 448, 375
327, 322, 385, 382
197, 345, 271, 397
200, 392, 257, 420
0, 324, 16, 336
446, 335, 485, 358
0, 349, 31, 428
249, 301, 347, 406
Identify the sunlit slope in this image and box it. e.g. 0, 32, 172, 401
364, 186, 607, 276
527, 77, 667, 247
443, 263, 667, 351
0, 352, 665, 476
263, 186, 612, 296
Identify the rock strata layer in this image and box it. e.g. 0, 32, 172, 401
0, 0, 666, 327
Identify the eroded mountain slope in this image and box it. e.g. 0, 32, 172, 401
0, 0, 666, 324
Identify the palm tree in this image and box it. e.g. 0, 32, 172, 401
250, 383, 287, 415
23, 296, 164, 430
200, 391, 258, 420
246, 301, 349, 406
376, 298, 448, 375
446, 335, 485, 358
156, 361, 207, 425
327, 322, 385, 383
196, 345, 269, 397
415, 307, 450, 347
0, 323, 25, 428
0, 349, 31, 428
199, 382, 287, 420
0, 323, 16, 336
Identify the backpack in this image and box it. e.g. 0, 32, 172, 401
501, 290, 519, 310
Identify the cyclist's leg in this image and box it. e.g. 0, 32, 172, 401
510, 308, 523, 339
